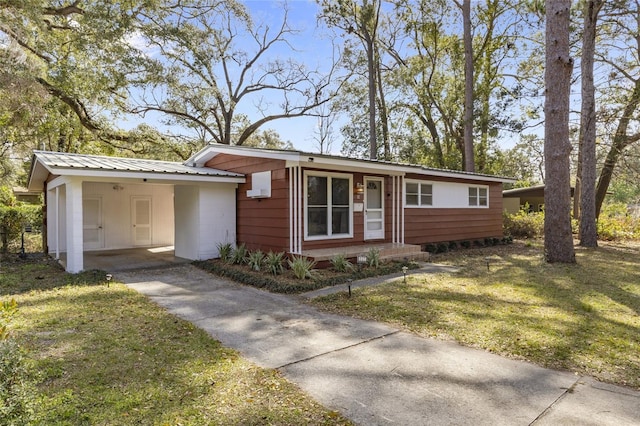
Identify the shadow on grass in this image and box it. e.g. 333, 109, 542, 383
313, 241, 640, 389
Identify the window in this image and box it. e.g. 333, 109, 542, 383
405, 182, 433, 207
468, 186, 488, 207
306, 173, 352, 239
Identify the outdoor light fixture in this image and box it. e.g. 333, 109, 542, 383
106, 274, 112, 287
402, 266, 408, 283
355, 182, 364, 195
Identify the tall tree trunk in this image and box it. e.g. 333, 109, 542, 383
544, 0, 576, 263
376, 51, 390, 160
366, 32, 377, 159
462, 0, 475, 172
595, 78, 640, 218
578, 0, 603, 247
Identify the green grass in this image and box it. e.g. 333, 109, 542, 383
311, 240, 640, 390
0, 258, 351, 425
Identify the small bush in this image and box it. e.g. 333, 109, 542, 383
330, 254, 354, 273
425, 244, 438, 253
231, 244, 248, 265
460, 240, 471, 249
246, 250, 264, 271
448, 241, 459, 251
503, 209, 544, 239
217, 243, 233, 263
264, 251, 285, 276
436, 242, 449, 253
597, 203, 640, 240
366, 248, 380, 269
473, 239, 485, 247
288, 256, 316, 280
0, 340, 36, 425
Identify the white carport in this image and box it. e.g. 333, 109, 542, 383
27, 151, 245, 273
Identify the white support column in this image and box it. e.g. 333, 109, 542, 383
65, 179, 84, 273
297, 166, 303, 253
400, 175, 405, 244
289, 167, 294, 253
392, 176, 396, 244
55, 186, 60, 259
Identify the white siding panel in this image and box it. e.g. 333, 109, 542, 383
174, 185, 199, 260
198, 184, 236, 260
174, 183, 237, 261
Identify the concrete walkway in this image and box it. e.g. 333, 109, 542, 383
117, 265, 640, 426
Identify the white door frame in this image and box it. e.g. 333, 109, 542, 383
131, 196, 152, 246
364, 176, 385, 240
82, 196, 104, 250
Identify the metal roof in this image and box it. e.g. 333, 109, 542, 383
33, 150, 243, 177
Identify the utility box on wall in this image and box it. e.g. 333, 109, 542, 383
246, 171, 272, 198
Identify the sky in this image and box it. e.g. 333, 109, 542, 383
241, 0, 338, 153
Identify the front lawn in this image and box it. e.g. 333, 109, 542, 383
311, 240, 640, 390
0, 258, 351, 425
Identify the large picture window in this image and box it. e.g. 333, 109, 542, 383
468, 186, 488, 207
306, 172, 352, 239
405, 181, 433, 207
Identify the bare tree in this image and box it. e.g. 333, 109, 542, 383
134, 2, 343, 146
312, 104, 337, 154
544, 0, 576, 263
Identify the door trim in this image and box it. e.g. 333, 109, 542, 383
131, 196, 152, 246
364, 176, 385, 240
83, 196, 104, 250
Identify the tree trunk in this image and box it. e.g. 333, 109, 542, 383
462, 0, 475, 172
366, 32, 377, 160
595, 78, 640, 217
544, 0, 576, 263
376, 53, 390, 160
578, 0, 603, 247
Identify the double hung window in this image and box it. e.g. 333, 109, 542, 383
468, 186, 488, 207
306, 173, 352, 239
405, 182, 433, 207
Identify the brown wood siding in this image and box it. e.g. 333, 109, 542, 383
205, 154, 290, 253
204, 155, 505, 251
404, 182, 504, 244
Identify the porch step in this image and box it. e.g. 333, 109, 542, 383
303, 243, 429, 263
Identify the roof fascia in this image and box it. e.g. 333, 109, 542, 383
188, 144, 300, 167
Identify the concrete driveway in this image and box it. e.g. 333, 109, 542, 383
118, 265, 640, 426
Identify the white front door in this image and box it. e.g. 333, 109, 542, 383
132, 196, 152, 246
364, 177, 384, 240
83, 197, 104, 250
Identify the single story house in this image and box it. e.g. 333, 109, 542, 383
27, 144, 515, 273
502, 185, 574, 214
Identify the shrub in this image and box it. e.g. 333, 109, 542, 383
0, 340, 36, 425
330, 254, 354, 273
503, 209, 544, 239
366, 248, 380, 268
288, 256, 317, 280
0, 300, 36, 425
436, 242, 449, 253
460, 240, 471, 249
264, 251, 285, 276
231, 244, 248, 265
216, 243, 233, 263
425, 244, 438, 253
597, 203, 640, 240
0, 203, 42, 253
448, 241, 459, 251
246, 250, 264, 271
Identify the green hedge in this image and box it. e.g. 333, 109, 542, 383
0, 204, 42, 253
